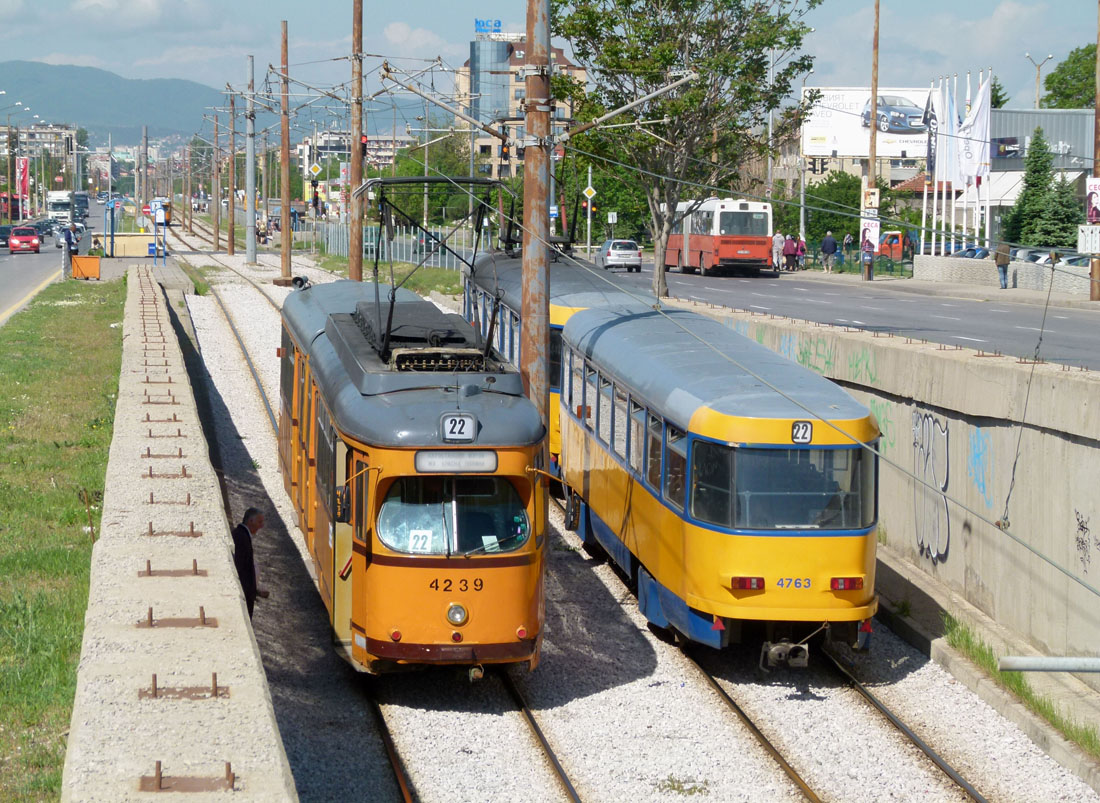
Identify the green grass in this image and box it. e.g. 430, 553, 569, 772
0, 278, 125, 800
314, 251, 463, 296
944, 614, 1100, 760
655, 775, 710, 796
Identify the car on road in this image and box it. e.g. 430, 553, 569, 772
595, 238, 643, 272
0, 225, 10, 248
9, 226, 41, 254
861, 95, 927, 133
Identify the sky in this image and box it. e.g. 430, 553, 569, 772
0, 0, 1093, 120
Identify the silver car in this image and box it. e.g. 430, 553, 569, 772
595, 239, 642, 272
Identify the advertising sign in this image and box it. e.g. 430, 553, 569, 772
802, 87, 938, 158
860, 216, 881, 255
1087, 176, 1100, 224
16, 157, 28, 200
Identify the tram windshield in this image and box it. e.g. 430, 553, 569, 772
718, 211, 769, 237
377, 476, 529, 555
691, 443, 874, 530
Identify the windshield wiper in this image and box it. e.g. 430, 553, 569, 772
461, 532, 526, 557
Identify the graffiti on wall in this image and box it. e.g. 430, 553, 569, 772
913, 411, 951, 563
1076, 510, 1092, 573
867, 397, 895, 453
847, 346, 878, 386
967, 427, 994, 510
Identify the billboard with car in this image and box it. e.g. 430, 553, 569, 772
801, 87, 939, 158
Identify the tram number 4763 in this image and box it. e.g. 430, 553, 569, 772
429, 578, 484, 592
777, 578, 811, 589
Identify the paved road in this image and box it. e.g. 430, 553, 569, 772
596, 262, 1100, 370
0, 216, 92, 326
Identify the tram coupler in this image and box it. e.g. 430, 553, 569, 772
468, 664, 485, 682
759, 640, 810, 672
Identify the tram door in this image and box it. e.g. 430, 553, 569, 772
331, 444, 354, 644
349, 457, 371, 645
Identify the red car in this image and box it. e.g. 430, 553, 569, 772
9, 226, 40, 254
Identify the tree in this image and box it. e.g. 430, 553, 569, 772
801, 171, 891, 244
990, 76, 1008, 109
1042, 44, 1096, 109
1027, 175, 1084, 248
553, 0, 818, 297
391, 123, 471, 226
1002, 127, 1053, 245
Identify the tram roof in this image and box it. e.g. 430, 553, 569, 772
468, 251, 653, 315
282, 280, 544, 447
562, 307, 874, 437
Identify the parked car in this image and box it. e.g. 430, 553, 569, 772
0, 225, 10, 248
595, 239, 643, 272
861, 95, 927, 133
29, 219, 53, 240
9, 226, 41, 254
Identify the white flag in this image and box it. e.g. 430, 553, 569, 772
957, 77, 991, 179
937, 84, 962, 187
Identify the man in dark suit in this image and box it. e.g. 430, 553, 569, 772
232, 507, 269, 619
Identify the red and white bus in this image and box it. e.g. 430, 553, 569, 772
664, 197, 774, 275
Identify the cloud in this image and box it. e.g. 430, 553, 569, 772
68, 0, 215, 33
133, 45, 227, 69
379, 21, 466, 62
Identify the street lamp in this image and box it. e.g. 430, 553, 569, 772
799, 69, 814, 245
1024, 52, 1054, 109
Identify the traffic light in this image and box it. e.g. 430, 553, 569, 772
360, 134, 368, 159
499, 143, 510, 162
312, 190, 319, 211
516, 146, 526, 161
581, 200, 588, 213
310, 179, 318, 189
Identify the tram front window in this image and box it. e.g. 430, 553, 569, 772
377, 476, 530, 555
689, 443, 874, 530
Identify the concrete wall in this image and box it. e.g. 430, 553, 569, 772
915, 255, 1093, 295
63, 267, 296, 800
669, 299, 1100, 686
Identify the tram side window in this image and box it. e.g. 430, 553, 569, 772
629, 402, 645, 475
296, 359, 307, 438
315, 404, 335, 516
570, 351, 584, 416
664, 426, 687, 510
585, 366, 598, 430
691, 440, 732, 526
645, 414, 662, 489
354, 460, 368, 543
279, 328, 295, 405
549, 328, 562, 392
612, 385, 628, 460
510, 312, 521, 364
597, 377, 612, 445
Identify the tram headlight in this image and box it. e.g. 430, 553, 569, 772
446, 603, 468, 627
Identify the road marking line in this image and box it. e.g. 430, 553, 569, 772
952, 336, 986, 343
749, 304, 770, 310
0, 269, 62, 326
931, 314, 961, 321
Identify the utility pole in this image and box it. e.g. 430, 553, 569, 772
864, 0, 880, 281
521, 0, 551, 506
185, 145, 192, 234
423, 95, 429, 227
213, 114, 221, 251
1092, 0, 1099, 301
228, 93, 236, 256
278, 19, 292, 285
349, 0, 364, 281
246, 55, 257, 264
262, 131, 270, 230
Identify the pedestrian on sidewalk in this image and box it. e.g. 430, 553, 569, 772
782, 234, 798, 271
232, 507, 271, 620
821, 230, 838, 273
797, 235, 807, 270
843, 232, 854, 265
772, 230, 784, 271
61, 223, 80, 280
993, 241, 1011, 289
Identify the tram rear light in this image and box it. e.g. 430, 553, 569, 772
516, 626, 527, 639
830, 577, 864, 590
731, 576, 764, 590
451, 631, 463, 643
390, 629, 402, 642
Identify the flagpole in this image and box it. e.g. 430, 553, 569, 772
946, 72, 954, 253
920, 80, 933, 257
984, 66, 993, 250
932, 76, 942, 255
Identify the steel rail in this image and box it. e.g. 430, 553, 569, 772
495, 668, 582, 803
823, 650, 989, 803
685, 653, 823, 803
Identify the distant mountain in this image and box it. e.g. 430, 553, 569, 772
0, 60, 223, 146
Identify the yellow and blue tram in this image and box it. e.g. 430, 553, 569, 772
559, 306, 880, 666
279, 280, 547, 673
463, 251, 643, 476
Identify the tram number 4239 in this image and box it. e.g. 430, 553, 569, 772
429, 578, 484, 592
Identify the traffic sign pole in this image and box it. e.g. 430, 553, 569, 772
585, 166, 594, 255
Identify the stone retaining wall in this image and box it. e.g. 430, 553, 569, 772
914, 254, 1092, 295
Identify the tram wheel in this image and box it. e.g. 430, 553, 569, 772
564, 489, 581, 532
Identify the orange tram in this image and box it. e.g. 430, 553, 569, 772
279, 280, 547, 673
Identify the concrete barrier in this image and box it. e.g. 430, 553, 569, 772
915, 254, 1092, 295
62, 266, 296, 801
668, 299, 1100, 692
